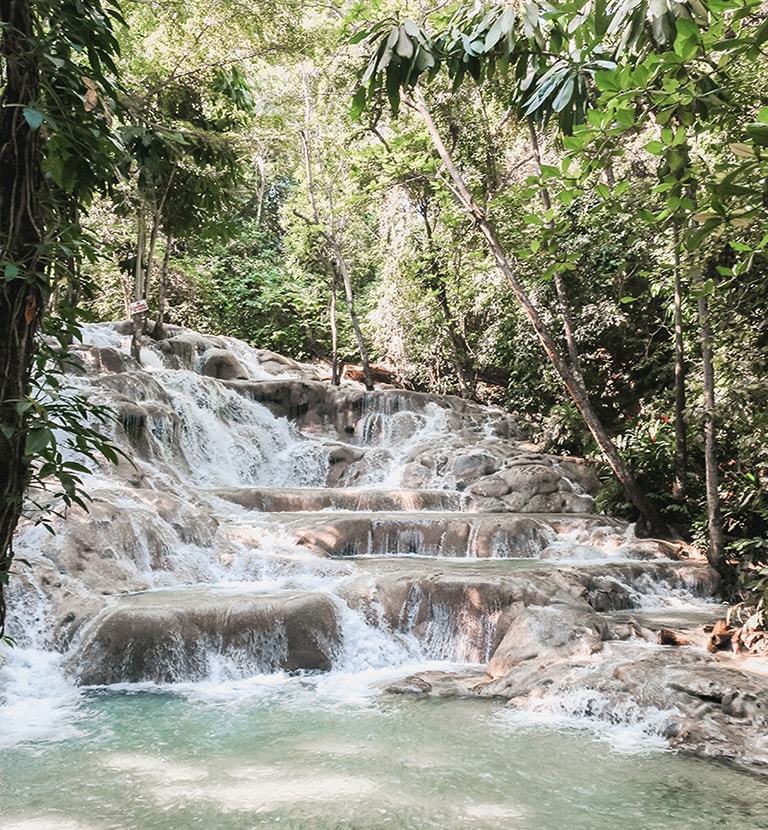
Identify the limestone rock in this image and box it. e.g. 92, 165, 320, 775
486, 601, 605, 678
68, 590, 341, 684
200, 348, 249, 380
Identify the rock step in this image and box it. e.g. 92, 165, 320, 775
209, 486, 463, 513
259, 511, 670, 561
339, 559, 716, 666
68, 589, 340, 685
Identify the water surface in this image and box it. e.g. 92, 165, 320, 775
3, 677, 768, 830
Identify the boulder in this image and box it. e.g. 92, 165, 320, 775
338, 568, 583, 663
200, 348, 249, 380
68, 589, 341, 684
486, 601, 606, 678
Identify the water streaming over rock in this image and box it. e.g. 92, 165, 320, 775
3, 322, 768, 828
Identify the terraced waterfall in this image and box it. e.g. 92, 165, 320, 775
2, 322, 768, 830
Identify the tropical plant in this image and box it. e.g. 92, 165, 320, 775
0, 0, 124, 634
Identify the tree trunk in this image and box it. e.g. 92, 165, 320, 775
130, 215, 146, 363
154, 232, 172, 340
672, 220, 687, 499
331, 243, 374, 390
300, 127, 373, 390
419, 206, 475, 396
411, 85, 667, 537
329, 270, 340, 385
0, 0, 45, 634
697, 288, 726, 577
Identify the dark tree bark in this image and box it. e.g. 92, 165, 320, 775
0, 0, 45, 633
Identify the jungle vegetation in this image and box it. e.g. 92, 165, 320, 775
2, 0, 768, 634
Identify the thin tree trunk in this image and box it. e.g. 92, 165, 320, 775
133, 166, 176, 353
0, 0, 44, 634
254, 154, 266, 227
411, 85, 666, 536
697, 287, 725, 576
528, 120, 585, 385
672, 220, 687, 499
154, 232, 172, 339
300, 127, 373, 390
331, 243, 374, 390
420, 207, 475, 396
329, 269, 340, 385
130, 215, 146, 363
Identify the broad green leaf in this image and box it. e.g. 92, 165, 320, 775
25, 427, 55, 456
552, 77, 575, 113
594, 71, 622, 92
350, 86, 366, 120
23, 108, 45, 129
614, 181, 629, 196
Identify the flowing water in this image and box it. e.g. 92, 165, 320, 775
3, 675, 768, 830
2, 324, 768, 829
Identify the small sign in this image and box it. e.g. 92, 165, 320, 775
130, 299, 149, 314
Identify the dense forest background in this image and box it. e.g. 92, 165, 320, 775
3, 0, 768, 630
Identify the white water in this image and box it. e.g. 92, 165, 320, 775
2, 323, 767, 828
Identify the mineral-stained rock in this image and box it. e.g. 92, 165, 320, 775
68, 590, 341, 684
215, 487, 463, 515
224, 379, 329, 421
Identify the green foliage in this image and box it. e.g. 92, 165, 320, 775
23, 333, 124, 532
0, 0, 127, 633
595, 413, 698, 524
184, 222, 333, 359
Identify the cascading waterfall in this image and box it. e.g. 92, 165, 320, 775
2, 322, 767, 829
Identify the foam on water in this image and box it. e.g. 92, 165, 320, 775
78, 322, 127, 350
0, 648, 84, 747
498, 688, 674, 755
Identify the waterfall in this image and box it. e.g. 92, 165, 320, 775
4, 321, 761, 830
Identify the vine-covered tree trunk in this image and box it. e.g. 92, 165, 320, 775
0, 0, 45, 633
